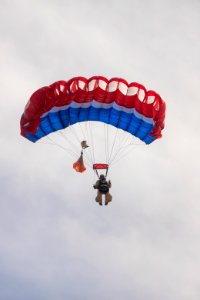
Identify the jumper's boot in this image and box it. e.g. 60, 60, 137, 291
105, 192, 112, 205
96, 191, 103, 206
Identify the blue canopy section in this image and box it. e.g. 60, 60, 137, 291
25, 105, 156, 144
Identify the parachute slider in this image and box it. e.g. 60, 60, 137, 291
93, 164, 108, 170
93, 164, 109, 178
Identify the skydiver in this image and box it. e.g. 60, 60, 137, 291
93, 174, 112, 206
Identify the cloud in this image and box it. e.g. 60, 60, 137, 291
0, 0, 200, 299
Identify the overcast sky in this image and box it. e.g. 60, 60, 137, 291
0, 0, 200, 299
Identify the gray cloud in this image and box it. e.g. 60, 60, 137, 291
0, 0, 200, 299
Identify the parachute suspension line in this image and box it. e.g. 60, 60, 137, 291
129, 135, 144, 146
108, 134, 129, 165
58, 130, 93, 169
68, 125, 82, 147
83, 121, 95, 165
87, 121, 96, 164
104, 124, 109, 164
110, 139, 145, 166
109, 130, 133, 164
111, 143, 144, 166
59, 131, 80, 155
78, 122, 87, 140
62, 125, 93, 166
125, 133, 136, 146
104, 124, 110, 163
111, 146, 136, 166
117, 133, 134, 154
109, 144, 133, 165
45, 135, 78, 159
107, 126, 119, 164
119, 131, 130, 148
121, 133, 131, 147
108, 128, 124, 163
104, 123, 118, 168
78, 122, 94, 165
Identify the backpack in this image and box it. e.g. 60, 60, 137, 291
99, 179, 109, 194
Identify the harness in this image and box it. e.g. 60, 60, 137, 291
99, 179, 109, 194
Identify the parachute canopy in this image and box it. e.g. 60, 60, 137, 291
20, 76, 166, 145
